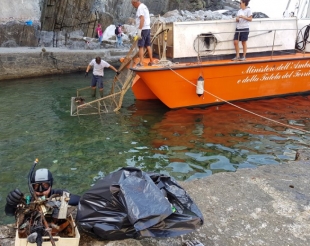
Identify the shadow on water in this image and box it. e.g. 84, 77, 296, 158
0, 70, 310, 224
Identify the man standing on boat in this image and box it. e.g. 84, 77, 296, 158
232, 0, 252, 61
131, 0, 154, 66
85, 57, 119, 98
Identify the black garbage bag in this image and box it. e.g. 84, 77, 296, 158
226, 10, 269, 19
252, 12, 269, 18
76, 167, 204, 240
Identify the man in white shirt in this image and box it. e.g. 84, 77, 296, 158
85, 57, 119, 98
131, 0, 154, 66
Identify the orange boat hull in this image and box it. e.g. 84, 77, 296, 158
132, 55, 310, 108
132, 75, 158, 100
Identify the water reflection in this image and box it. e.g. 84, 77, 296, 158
0, 72, 310, 225
137, 97, 310, 179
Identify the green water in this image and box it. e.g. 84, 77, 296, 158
1, 71, 310, 225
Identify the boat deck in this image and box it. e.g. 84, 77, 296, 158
132, 52, 310, 71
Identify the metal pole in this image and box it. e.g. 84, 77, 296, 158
300, 0, 308, 18
286, 0, 292, 10
306, 0, 310, 17
271, 30, 276, 59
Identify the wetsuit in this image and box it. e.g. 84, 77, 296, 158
5, 188, 80, 216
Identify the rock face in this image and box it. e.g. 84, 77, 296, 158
0, 22, 40, 47
0, 47, 128, 81
0, 0, 234, 48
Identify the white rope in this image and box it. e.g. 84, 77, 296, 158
166, 66, 310, 134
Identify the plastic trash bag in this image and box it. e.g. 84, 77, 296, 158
76, 167, 204, 240
252, 12, 269, 18
226, 10, 269, 18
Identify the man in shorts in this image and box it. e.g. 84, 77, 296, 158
85, 57, 119, 98
131, 0, 154, 66
232, 0, 252, 61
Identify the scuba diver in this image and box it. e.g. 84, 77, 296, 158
5, 168, 80, 216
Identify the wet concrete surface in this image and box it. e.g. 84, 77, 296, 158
1, 150, 310, 246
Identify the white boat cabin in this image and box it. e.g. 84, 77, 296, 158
151, 0, 310, 62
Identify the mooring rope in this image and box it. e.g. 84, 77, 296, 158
165, 65, 310, 134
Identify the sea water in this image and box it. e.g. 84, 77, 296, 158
0, 70, 310, 225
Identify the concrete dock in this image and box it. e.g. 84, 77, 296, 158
1, 150, 310, 246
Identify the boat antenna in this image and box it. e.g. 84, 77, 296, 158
286, 0, 292, 10
295, 0, 302, 16
299, 0, 309, 18
284, 0, 293, 17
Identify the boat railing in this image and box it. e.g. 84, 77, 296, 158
195, 26, 304, 60
150, 16, 172, 64
150, 17, 310, 63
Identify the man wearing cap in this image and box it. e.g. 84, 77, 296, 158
5, 168, 80, 216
